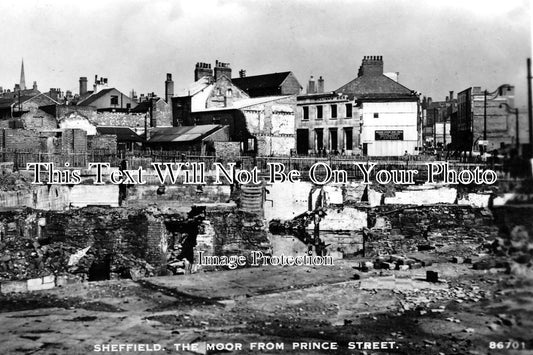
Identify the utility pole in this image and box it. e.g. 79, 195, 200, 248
517, 58, 533, 159
483, 90, 487, 155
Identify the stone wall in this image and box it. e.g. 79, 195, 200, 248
88, 135, 117, 152
92, 112, 145, 128
20, 108, 58, 131
214, 141, 241, 157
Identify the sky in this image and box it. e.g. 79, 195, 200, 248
0, 0, 531, 106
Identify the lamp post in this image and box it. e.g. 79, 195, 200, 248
483, 84, 513, 154
499, 103, 519, 153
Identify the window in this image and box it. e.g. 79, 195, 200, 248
345, 104, 352, 118
330, 104, 337, 119
110, 95, 119, 106
316, 105, 323, 120
344, 128, 353, 150
226, 89, 232, 97
373, 112, 379, 118
315, 129, 324, 151
329, 128, 338, 151
303, 106, 309, 120
247, 138, 255, 151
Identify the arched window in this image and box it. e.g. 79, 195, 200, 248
226, 88, 233, 97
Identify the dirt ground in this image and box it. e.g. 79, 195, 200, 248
1, 261, 532, 355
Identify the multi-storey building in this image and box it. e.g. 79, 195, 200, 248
296, 76, 355, 155
452, 86, 516, 154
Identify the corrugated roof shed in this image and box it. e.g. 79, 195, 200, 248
96, 126, 143, 142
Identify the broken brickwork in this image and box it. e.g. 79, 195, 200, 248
194, 206, 270, 270
0, 207, 169, 281
365, 205, 498, 257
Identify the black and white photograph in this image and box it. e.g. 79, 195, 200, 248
0, 0, 532, 354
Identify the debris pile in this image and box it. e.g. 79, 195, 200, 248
473, 225, 533, 276
365, 205, 498, 257
0, 171, 31, 191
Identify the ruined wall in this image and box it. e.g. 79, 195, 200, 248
365, 205, 498, 257
20, 108, 57, 131
123, 185, 231, 212
59, 113, 97, 135
0, 207, 169, 281
195, 207, 270, 270
243, 97, 296, 156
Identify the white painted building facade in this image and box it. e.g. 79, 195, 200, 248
360, 101, 418, 156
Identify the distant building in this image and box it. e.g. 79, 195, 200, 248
0, 93, 59, 121
296, 75, 355, 155
421, 92, 456, 150
131, 96, 172, 128
335, 56, 420, 156
171, 61, 298, 156
76, 75, 135, 111
452, 86, 516, 153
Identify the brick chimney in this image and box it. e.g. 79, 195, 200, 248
239, 69, 246, 78
214, 60, 232, 81
194, 62, 213, 81
79, 77, 88, 95
317, 76, 324, 93
307, 76, 316, 94
165, 73, 174, 103
357, 56, 384, 77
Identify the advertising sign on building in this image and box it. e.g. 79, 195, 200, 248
375, 130, 404, 140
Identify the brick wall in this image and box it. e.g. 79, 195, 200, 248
0, 128, 42, 151
61, 129, 87, 153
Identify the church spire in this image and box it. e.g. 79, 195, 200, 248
20, 59, 26, 91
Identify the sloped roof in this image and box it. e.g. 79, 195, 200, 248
0, 93, 59, 109
0, 98, 14, 109
77, 88, 115, 106
336, 74, 417, 100
232, 72, 294, 92
131, 100, 151, 113
147, 125, 225, 143
96, 126, 143, 142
